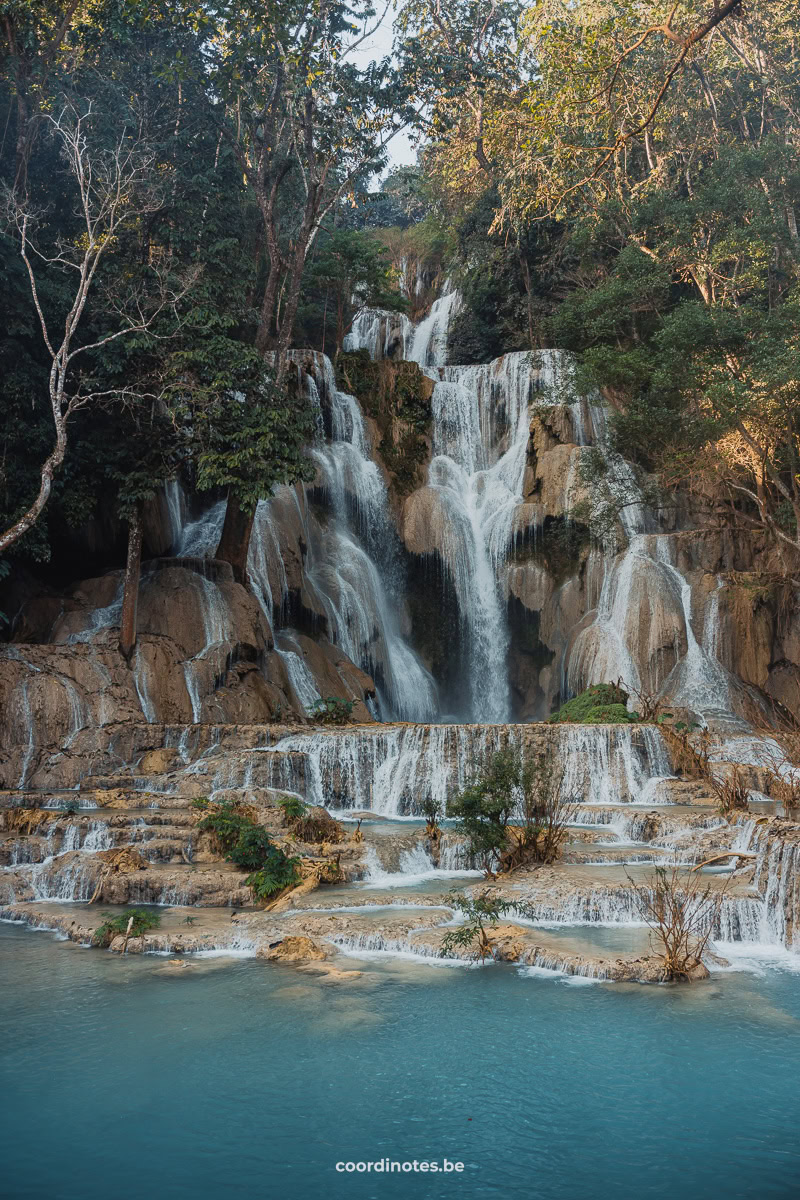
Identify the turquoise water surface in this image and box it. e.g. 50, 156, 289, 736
2, 923, 799, 1200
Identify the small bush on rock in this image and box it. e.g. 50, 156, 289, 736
93, 908, 161, 947
440, 890, 534, 962
277, 795, 307, 821
247, 847, 301, 902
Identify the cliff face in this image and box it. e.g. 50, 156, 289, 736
2, 302, 799, 768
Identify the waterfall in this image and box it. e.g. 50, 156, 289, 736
132, 644, 157, 723
274, 632, 320, 712
567, 523, 750, 725
181, 574, 234, 722
558, 725, 674, 806
164, 479, 185, 552
261, 725, 516, 815
407, 281, 462, 367
278, 354, 437, 721
259, 723, 674, 816
176, 501, 226, 558
362, 842, 480, 887
653, 542, 744, 725
65, 581, 123, 645
17, 678, 36, 790
409, 352, 557, 720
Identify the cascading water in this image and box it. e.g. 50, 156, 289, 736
260, 723, 675, 816
169, 353, 436, 722
416, 354, 539, 720
565, 405, 750, 727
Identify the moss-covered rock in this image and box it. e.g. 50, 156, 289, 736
336, 351, 433, 497
548, 683, 637, 724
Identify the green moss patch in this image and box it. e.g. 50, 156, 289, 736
548, 683, 638, 724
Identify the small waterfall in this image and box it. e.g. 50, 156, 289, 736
407, 282, 461, 367
28, 855, 96, 903
181, 573, 234, 722
164, 479, 185, 552
362, 841, 480, 886
747, 824, 800, 951
262, 725, 517, 815
248, 499, 289, 623
559, 725, 674, 806
275, 632, 320, 712
82, 822, 114, 852
132, 644, 158, 723
17, 678, 36, 789
260, 723, 673, 815
653, 542, 743, 725
177, 501, 226, 557
344, 309, 413, 361
65, 581, 123, 645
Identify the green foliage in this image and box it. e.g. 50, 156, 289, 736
548, 684, 637, 724
299, 229, 408, 355
439, 889, 531, 961
178, 369, 316, 513
277, 795, 307, 821
197, 799, 300, 899
337, 354, 433, 496
447, 748, 522, 870
246, 849, 301, 902
307, 697, 355, 725
92, 908, 161, 948
421, 797, 442, 828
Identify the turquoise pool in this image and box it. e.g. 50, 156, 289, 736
2, 924, 799, 1199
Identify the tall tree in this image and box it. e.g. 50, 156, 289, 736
206, 0, 415, 570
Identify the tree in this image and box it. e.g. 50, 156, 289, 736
449, 745, 576, 874
204, 0, 416, 571
447, 747, 521, 875
306, 229, 408, 355
499, 751, 574, 871
0, 0, 90, 192
416, 1, 800, 576
439, 888, 532, 961
0, 99, 186, 558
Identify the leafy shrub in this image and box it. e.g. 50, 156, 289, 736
440, 890, 535, 961
421, 797, 442, 836
447, 749, 521, 872
307, 696, 355, 725
246, 847, 301, 902
197, 800, 250, 858
548, 683, 637, 724
277, 795, 307, 821
93, 908, 161, 947
448, 748, 574, 873
198, 799, 301, 902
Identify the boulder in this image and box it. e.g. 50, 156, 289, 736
259, 936, 329, 963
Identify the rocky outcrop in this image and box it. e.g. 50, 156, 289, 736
1, 553, 378, 769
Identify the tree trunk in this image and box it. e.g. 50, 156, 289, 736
215, 492, 256, 582
119, 501, 143, 662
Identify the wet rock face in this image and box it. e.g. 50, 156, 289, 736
1, 556, 379, 759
